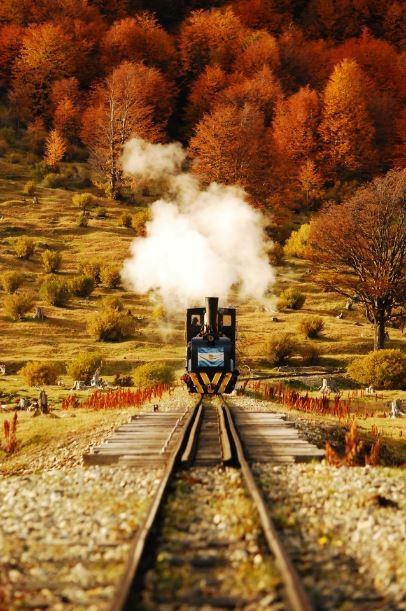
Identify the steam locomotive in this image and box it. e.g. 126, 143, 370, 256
182, 297, 238, 394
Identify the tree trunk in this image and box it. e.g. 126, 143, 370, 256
374, 313, 386, 350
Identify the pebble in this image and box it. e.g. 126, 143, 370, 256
0, 466, 162, 609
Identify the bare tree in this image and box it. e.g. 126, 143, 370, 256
308, 169, 405, 349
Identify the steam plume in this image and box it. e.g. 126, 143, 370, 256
121, 138, 274, 309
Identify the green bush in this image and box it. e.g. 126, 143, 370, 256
268, 242, 284, 266
77, 213, 89, 227
266, 333, 298, 366
348, 350, 406, 390
3, 290, 34, 320
300, 343, 321, 365
19, 361, 60, 386
100, 265, 121, 288
299, 316, 324, 338
13, 236, 35, 260
40, 278, 70, 307
95, 206, 107, 218
72, 192, 96, 210
70, 275, 95, 298
41, 249, 62, 273
87, 309, 134, 342
132, 361, 174, 388
121, 213, 132, 228
78, 260, 100, 282
23, 180, 37, 195
284, 223, 310, 258
42, 172, 69, 188
278, 287, 306, 310
0, 271, 24, 294
66, 352, 101, 384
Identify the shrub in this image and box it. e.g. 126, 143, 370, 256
31, 161, 48, 181
42, 172, 69, 188
121, 213, 132, 228
41, 249, 62, 273
266, 333, 298, 366
40, 278, 70, 306
87, 309, 134, 342
151, 304, 166, 320
19, 361, 60, 386
299, 316, 325, 338
132, 209, 151, 235
7, 151, 22, 164
100, 264, 121, 288
66, 352, 101, 384
102, 295, 124, 311
284, 223, 310, 258
268, 242, 284, 266
78, 260, 100, 282
0, 271, 24, 294
13, 236, 35, 260
23, 180, 37, 195
4, 290, 34, 320
132, 361, 174, 388
348, 350, 406, 390
70, 275, 95, 298
72, 192, 96, 210
78, 213, 88, 227
300, 343, 321, 365
278, 287, 306, 310
95, 206, 107, 218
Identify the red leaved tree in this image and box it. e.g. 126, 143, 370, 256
179, 7, 246, 77
308, 169, 406, 349
189, 102, 271, 202
101, 13, 177, 76
319, 59, 377, 180
81, 61, 173, 197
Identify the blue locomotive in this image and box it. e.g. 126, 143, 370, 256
182, 297, 239, 394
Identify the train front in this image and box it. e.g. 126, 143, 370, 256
183, 297, 239, 394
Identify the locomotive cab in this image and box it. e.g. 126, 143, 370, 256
183, 297, 238, 394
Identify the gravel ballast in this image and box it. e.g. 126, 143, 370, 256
0, 467, 162, 610
255, 463, 406, 610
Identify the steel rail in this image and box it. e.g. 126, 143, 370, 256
217, 403, 234, 465
221, 398, 314, 611
110, 398, 203, 611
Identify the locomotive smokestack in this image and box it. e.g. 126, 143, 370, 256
205, 297, 219, 333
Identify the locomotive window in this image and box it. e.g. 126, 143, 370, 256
222, 314, 232, 327
191, 314, 203, 326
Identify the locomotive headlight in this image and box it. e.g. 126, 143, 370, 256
207, 334, 214, 342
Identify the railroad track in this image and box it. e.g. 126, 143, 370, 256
104, 397, 319, 611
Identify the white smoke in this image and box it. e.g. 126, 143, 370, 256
121, 138, 274, 310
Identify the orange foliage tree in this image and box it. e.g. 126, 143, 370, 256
222, 66, 282, 127
10, 23, 78, 122
44, 129, 67, 170
81, 61, 173, 197
101, 13, 176, 75
319, 59, 376, 179
308, 169, 406, 350
236, 29, 280, 75
233, 0, 293, 33
179, 7, 246, 76
189, 102, 271, 201
273, 86, 321, 167
185, 65, 232, 129
0, 24, 24, 87
51, 77, 82, 140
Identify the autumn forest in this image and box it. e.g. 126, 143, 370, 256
0, 0, 404, 211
